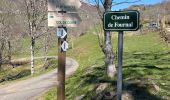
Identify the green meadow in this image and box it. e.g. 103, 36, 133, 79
39, 31, 170, 100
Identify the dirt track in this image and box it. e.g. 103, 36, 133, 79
0, 57, 78, 100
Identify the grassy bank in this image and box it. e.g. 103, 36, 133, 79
39, 31, 170, 99
38, 32, 104, 100
0, 35, 58, 84
0, 58, 58, 85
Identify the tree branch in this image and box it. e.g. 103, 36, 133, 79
112, 0, 141, 6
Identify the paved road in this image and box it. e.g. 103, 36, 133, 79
165, 28, 170, 32
0, 57, 78, 100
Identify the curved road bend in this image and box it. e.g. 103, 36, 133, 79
0, 57, 78, 100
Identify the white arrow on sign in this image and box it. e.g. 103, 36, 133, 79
61, 41, 69, 51
57, 28, 67, 39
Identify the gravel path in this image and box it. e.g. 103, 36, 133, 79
0, 57, 78, 100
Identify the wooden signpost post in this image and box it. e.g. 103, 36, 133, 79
48, 0, 81, 100
103, 10, 140, 100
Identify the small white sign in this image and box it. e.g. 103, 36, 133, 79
48, 0, 81, 12
61, 41, 69, 51
57, 28, 62, 37
48, 0, 82, 27
48, 11, 81, 27
57, 28, 67, 38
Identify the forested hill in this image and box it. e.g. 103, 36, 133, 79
125, 1, 170, 26
0, 0, 100, 36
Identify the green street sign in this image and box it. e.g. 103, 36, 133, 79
103, 10, 140, 31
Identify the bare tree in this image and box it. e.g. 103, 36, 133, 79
85, 0, 140, 78
0, 11, 13, 70
23, 0, 48, 75
0, 0, 20, 69
43, 32, 51, 69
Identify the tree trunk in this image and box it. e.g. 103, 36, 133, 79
31, 37, 35, 75
71, 41, 74, 49
0, 41, 5, 71
7, 41, 12, 64
104, 31, 116, 78
43, 34, 49, 69
103, 0, 116, 78
0, 53, 2, 71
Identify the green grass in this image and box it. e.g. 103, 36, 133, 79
37, 87, 57, 100
1, 29, 169, 99
66, 33, 104, 99
122, 33, 170, 99
13, 35, 58, 59
0, 33, 59, 85
39, 31, 170, 100
37, 32, 104, 100
0, 58, 58, 85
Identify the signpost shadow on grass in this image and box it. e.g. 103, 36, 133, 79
79, 65, 163, 100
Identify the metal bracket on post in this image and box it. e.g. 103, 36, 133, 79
117, 31, 124, 100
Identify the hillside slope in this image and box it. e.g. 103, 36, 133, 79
3, 0, 100, 36
39, 30, 170, 99
126, 1, 170, 26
